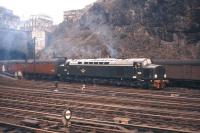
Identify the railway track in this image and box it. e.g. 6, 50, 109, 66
0, 80, 200, 106
0, 85, 199, 112
0, 107, 129, 133
0, 77, 200, 132
0, 106, 198, 133
0, 97, 199, 130
0, 77, 200, 99
0, 75, 200, 96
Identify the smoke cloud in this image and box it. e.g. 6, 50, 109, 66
0, 29, 30, 59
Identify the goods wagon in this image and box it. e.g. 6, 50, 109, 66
0, 59, 63, 79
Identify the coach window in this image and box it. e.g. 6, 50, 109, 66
104, 62, 109, 65
99, 62, 103, 65
89, 62, 93, 64
84, 62, 88, 64
78, 62, 82, 64
94, 62, 98, 64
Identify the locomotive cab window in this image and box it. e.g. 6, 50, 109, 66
133, 62, 138, 68
138, 63, 142, 68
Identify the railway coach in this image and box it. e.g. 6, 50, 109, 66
57, 58, 167, 89
153, 59, 200, 88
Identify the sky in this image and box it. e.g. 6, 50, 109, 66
0, 0, 97, 24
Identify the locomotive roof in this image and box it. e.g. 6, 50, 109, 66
67, 58, 152, 66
